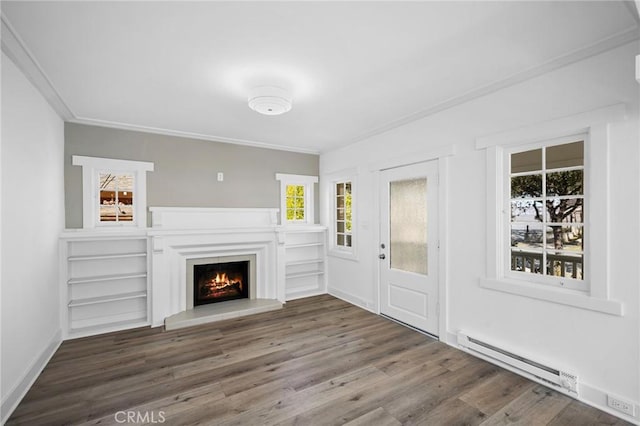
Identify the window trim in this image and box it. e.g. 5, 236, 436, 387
275, 173, 317, 226
72, 155, 154, 229
477, 104, 625, 316
330, 176, 357, 260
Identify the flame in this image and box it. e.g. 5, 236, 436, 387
206, 272, 242, 291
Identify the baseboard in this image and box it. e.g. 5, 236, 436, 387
328, 287, 375, 313
1, 328, 62, 424
444, 332, 639, 425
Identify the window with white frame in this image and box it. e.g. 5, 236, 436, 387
335, 180, 353, 249
507, 138, 585, 290
275, 173, 317, 225
479, 104, 624, 315
73, 156, 154, 229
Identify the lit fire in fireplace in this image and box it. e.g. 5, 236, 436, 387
194, 260, 249, 306
199, 272, 243, 299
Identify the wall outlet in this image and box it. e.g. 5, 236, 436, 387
217, 172, 224, 182
607, 394, 636, 417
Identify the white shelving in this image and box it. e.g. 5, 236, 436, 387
283, 226, 327, 300
60, 232, 150, 339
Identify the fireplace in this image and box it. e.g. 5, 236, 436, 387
185, 254, 257, 311
193, 261, 249, 306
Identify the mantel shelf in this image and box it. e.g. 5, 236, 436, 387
68, 291, 147, 308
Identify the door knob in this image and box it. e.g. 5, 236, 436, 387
378, 254, 386, 259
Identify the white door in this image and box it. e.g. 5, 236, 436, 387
379, 161, 439, 335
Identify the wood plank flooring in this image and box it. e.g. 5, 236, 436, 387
8, 295, 630, 425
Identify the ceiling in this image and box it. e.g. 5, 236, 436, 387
2, 1, 638, 154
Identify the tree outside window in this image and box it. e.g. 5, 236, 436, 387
286, 184, 305, 221
509, 141, 584, 280
336, 181, 352, 248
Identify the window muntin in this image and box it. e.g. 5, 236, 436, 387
286, 184, 305, 222
99, 173, 134, 223
508, 140, 585, 288
275, 173, 317, 225
72, 155, 153, 229
335, 181, 353, 248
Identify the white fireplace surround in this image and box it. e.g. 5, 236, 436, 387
148, 207, 285, 326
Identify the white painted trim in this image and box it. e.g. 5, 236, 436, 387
480, 278, 623, 316
347, 29, 638, 148
72, 155, 154, 172
437, 156, 449, 341
0, 14, 74, 120
1, 328, 62, 423
72, 156, 154, 229
328, 287, 375, 313
71, 116, 322, 155
636, 55, 640, 83
275, 173, 318, 183
327, 173, 358, 261
368, 144, 456, 172
480, 106, 624, 311
475, 103, 627, 149
275, 173, 318, 225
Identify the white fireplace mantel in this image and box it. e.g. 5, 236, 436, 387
148, 207, 286, 326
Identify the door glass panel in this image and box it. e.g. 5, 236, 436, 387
390, 178, 427, 275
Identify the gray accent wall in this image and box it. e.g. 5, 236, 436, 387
65, 123, 319, 228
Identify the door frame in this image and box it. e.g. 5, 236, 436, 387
369, 145, 454, 341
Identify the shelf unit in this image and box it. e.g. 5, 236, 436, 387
283, 226, 327, 300
60, 232, 150, 339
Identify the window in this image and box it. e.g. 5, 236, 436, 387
285, 184, 306, 222
276, 173, 317, 225
477, 103, 624, 315
508, 140, 585, 290
99, 172, 135, 222
335, 181, 353, 248
73, 156, 154, 229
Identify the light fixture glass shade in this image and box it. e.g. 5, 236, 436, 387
248, 86, 292, 115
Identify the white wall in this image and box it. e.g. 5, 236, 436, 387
321, 42, 639, 420
1, 52, 65, 421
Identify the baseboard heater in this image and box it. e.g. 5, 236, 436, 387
457, 332, 578, 396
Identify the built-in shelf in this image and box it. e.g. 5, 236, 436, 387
60, 233, 150, 339
285, 242, 324, 249
68, 291, 147, 308
282, 226, 327, 301
286, 259, 325, 267
69, 318, 149, 335
68, 273, 147, 285
68, 252, 147, 261
286, 270, 325, 279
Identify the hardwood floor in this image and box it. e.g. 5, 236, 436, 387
8, 295, 630, 425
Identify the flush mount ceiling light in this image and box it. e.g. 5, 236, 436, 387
248, 86, 292, 116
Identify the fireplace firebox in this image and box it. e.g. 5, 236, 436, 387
193, 261, 249, 306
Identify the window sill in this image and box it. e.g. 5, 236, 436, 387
328, 249, 358, 261
479, 277, 623, 316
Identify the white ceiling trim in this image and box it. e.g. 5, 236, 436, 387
1, 13, 74, 120
69, 116, 321, 155
341, 25, 640, 150
2, 13, 319, 155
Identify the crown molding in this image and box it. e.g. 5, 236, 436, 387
342, 25, 640, 149
69, 116, 321, 155
1, 14, 74, 120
